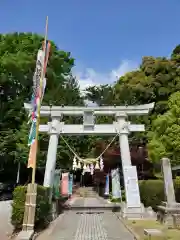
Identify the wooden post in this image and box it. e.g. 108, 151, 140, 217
22, 184, 37, 231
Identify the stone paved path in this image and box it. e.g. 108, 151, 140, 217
0, 201, 13, 240
37, 197, 134, 240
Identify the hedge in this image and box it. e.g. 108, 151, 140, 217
139, 179, 180, 211
139, 180, 164, 210
11, 185, 50, 230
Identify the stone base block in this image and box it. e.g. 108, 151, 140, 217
157, 201, 180, 228
144, 229, 166, 240
121, 202, 145, 219
161, 201, 180, 209
158, 211, 180, 228
15, 230, 34, 240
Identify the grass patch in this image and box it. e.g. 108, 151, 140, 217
126, 220, 180, 240
110, 198, 121, 203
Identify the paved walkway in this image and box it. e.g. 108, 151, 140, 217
37, 197, 134, 240
0, 201, 13, 240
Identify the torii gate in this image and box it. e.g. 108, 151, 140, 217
24, 102, 154, 218
24, 102, 154, 187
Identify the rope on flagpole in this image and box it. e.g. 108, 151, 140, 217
31, 16, 49, 184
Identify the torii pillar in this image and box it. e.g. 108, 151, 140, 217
116, 112, 145, 219
43, 118, 60, 187
116, 112, 131, 167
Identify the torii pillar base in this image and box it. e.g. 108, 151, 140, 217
121, 202, 145, 219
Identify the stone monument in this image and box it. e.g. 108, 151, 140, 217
121, 166, 145, 219
158, 158, 180, 228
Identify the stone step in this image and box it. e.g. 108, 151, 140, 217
78, 187, 98, 198
67, 197, 121, 211
69, 206, 121, 211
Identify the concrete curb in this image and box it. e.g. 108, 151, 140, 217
114, 213, 140, 240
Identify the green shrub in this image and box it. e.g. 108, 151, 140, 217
139, 180, 165, 211
139, 179, 180, 210
11, 185, 50, 230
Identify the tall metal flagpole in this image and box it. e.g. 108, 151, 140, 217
31, 16, 49, 184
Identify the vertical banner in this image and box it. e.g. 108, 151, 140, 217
104, 174, 109, 196
61, 173, 69, 196
115, 168, 121, 198
53, 170, 61, 200
27, 140, 37, 168
68, 174, 73, 196
111, 168, 121, 198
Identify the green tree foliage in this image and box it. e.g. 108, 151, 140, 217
148, 92, 180, 165
85, 84, 114, 106
2, 32, 180, 171
113, 56, 180, 115
0, 33, 85, 171
85, 46, 180, 165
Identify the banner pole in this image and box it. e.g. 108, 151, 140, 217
31, 16, 48, 184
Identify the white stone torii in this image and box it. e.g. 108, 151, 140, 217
24, 102, 154, 189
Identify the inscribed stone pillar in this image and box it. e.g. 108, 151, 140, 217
43, 119, 59, 188
161, 157, 176, 204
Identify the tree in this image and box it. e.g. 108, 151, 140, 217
85, 84, 114, 105
113, 56, 180, 115
2, 33, 180, 174
85, 47, 180, 163
148, 92, 180, 165
0, 33, 84, 172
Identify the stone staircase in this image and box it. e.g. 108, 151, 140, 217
78, 187, 98, 198
67, 187, 121, 211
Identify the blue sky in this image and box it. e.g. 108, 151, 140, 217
1, 0, 180, 89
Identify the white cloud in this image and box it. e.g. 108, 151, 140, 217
74, 60, 138, 91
